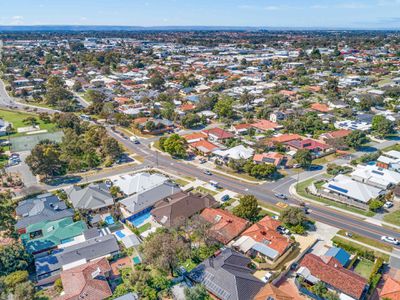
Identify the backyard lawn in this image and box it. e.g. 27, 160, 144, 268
137, 223, 151, 234
0, 109, 57, 137
353, 259, 374, 279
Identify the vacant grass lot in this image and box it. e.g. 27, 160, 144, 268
296, 178, 375, 217
0, 109, 57, 137
337, 229, 393, 252
383, 210, 400, 226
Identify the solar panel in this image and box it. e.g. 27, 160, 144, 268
372, 170, 384, 176
328, 184, 348, 194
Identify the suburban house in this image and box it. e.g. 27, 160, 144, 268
21, 217, 87, 255
65, 183, 114, 212
200, 208, 249, 244
182, 132, 207, 143
285, 138, 331, 157
253, 152, 285, 167
253, 284, 294, 300
213, 145, 254, 161
377, 150, 400, 171
230, 123, 252, 135
310, 102, 331, 113
56, 258, 113, 300
296, 252, 368, 300
187, 248, 264, 300
151, 191, 217, 228
268, 134, 302, 146
350, 165, 400, 189
15, 193, 74, 234
35, 234, 120, 284
321, 174, 385, 209
232, 216, 292, 268
319, 129, 351, 142
251, 119, 282, 132
380, 277, 400, 300
189, 140, 220, 156
111, 172, 181, 221
202, 127, 234, 142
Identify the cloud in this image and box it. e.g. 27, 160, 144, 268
10, 16, 24, 25
264, 6, 280, 10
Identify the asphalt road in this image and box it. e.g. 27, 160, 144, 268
107, 127, 400, 249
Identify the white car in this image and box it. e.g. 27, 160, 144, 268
384, 201, 394, 209
381, 236, 399, 245
261, 272, 273, 283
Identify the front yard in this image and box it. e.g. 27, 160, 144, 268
383, 210, 400, 226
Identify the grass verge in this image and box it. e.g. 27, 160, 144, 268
383, 210, 400, 227
337, 229, 393, 252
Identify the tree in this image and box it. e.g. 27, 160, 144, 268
181, 113, 202, 129
184, 285, 210, 300
140, 229, 190, 276
372, 115, 394, 138
149, 72, 165, 90
0, 244, 33, 276
233, 195, 261, 222
249, 163, 276, 179
213, 96, 235, 119
345, 130, 368, 149
162, 134, 188, 158
3, 271, 29, 291
22, 116, 38, 127
0, 192, 16, 236
294, 149, 313, 169
310, 281, 327, 297
280, 207, 307, 227
101, 137, 122, 160
13, 281, 35, 300
26, 140, 66, 178
369, 199, 384, 212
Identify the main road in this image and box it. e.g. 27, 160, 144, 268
107, 128, 400, 250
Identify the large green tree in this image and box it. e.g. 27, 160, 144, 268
0, 244, 32, 276
233, 195, 261, 222
160, 134, 188, 158
294, 149, 313, 169
372, 115, 394, 138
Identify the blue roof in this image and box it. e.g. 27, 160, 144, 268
325, 247, 350, 266
252, 243, 279, 260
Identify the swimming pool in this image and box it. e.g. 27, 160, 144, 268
115, 230, 126, 239
105, 215, 115, 225
128, 212, 151, 227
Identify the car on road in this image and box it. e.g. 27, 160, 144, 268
199, 158, 207, 164
203, 170, 212, 175
274, 193, 287, 200
130, 136, 140, 144
384, 201, 394, 209
381, 236, 399, 245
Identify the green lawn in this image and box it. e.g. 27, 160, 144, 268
337, 229, 393, 252
354, 259, 374, 279
0, 109, 57, 137
381, 143, 400, 153
137, 223, 151, 233
383, 210, 400, 226
195, 186, 219, 196
296, 178, 375, 217
175, 179, 190, 187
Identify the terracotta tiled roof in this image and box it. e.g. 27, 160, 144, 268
233, 123, 252, 130
189, 140, 219, 153
269, 134, 302, 144
311, 103, 331, 113
286, 138, 329, 150
180, 103, 196, 111
56, 258, 112, 300
299, 254, 367, 299
202, 127, 234, 139
320, 129, 351, 140
241, 216, 291, 254
253, 152, 284, 166
182, 132, 206, 142
253, 283, 294, 300
251, 120, 280, 131
380, 277, 400, 300
200, 208, 249, 244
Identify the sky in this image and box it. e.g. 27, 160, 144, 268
0, 0, 400, 29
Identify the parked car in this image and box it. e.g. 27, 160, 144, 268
381, 236, 399, 245
261, 272, 273, 283
274, 193, 287, 200
199, 158, 207, 164
384, 201, 394, 209
220, 194, 230, 202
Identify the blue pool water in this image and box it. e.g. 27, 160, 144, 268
115, 230, 125, 238
133, 256, 141, 264
128, 212, 151, 227
105, 216, 115, 225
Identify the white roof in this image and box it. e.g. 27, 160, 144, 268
377, 155, 397, 164
385, 150, 400, 160
110, 172, 168, 196
351, 165, 400, 187
213, 145, 254, 160
323, 174, 383, 203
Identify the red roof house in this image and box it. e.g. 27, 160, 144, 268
56, 258, 112, 300
298, 254, 368, 300
253, 152, 285, 166
200, 208, 249, 244
310, 103, 331, 113
251, 120, 281, 132
202, 128, 234, 141
380, 277, 400, 300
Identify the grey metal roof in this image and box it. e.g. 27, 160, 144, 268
66, 183, 114, 210
120, 181, 181, 215
188, 248, 264, 300
35, 234, 119, 277
15, 193, 74, 230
